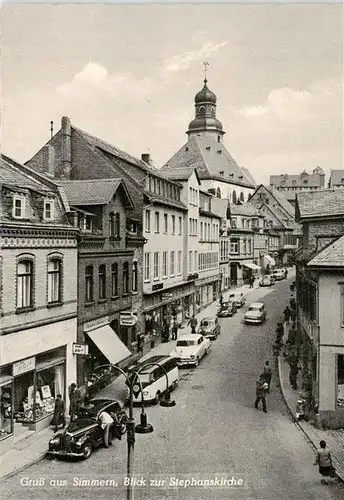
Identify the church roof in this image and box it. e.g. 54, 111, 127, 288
162, 135, 255, 188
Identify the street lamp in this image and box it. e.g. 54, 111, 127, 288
88, 361, 176, 500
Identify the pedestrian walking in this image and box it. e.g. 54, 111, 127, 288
254, 377, 268, 413
68, 383, 80, 422
171, 321, 178, 340
313, 440, 336, 484
189, 315, 198, 334
249, 275, 254, 288
52, 394, 65, 432
289, 363, 299, 390
283, 306, 291, 325
99, 410, 114, 447
290, 308, 297, 324
261, 361, 272, 394
290, 297, 296, 311
275, 322, 284, 343
285, 269, 288, 278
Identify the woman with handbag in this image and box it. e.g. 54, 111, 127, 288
313, 440, 336, 484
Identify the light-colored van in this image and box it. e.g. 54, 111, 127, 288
126, 355, 179, 404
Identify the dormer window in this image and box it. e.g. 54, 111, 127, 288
44, 199, 54, 221
13, 196, 25, 219
78, 214, 92, 232
110, 212, 120, 238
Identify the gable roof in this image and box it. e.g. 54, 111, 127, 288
308, 234, 344, 268
58, 178, 134, 208
159, 165, 200, 183
251, 184, 295, 218
296, 189, 344, 220
0, 154, 53, 193
329, 169, 344, 186
161, 135, 255, 188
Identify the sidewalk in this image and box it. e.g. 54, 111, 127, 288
0, 281, 256, 481
278, 341, 344, 482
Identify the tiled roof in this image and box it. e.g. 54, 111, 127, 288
159, 166, 196, 181
58, 178, 122, 206
296, 189, 344, 218
162, 135, 255, 188
269, 187, 295, 217
0, 154, 51, 192
270, 170, 324, 188
73, 126, 152, 172
230, 203, 259, 217
143, 191, 187, 211
330, 170, 344, 186
308, 234, 344, 267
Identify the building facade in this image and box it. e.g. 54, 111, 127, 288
295, 189, 344, 429
0, 154, 78, 454
270, 167, 325, 207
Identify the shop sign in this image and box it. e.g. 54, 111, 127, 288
72, 343, 89, 355
162, 293, 173, 300
13, 356, 35, 376
120, 312, 138, 326
84, 316, 109, 332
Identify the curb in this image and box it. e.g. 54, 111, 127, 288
1, 451, 48, 481
277, 356, 343, 483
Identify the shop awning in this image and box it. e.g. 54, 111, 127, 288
243, 262, 261, 271
86, 326, 131, 365
264, 255, 276, 266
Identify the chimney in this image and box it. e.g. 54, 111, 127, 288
50, 121, 54, 139
61, 116, 72, 179
141, 153, 151, 165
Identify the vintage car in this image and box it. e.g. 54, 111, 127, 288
228, 292, 246, 308
170, 334, 211, 367
217, 301, 237, 318
244, 302, 267, 324
48, 399, 127, 460
259, 275, 274, 287
198, 316, 221, 339
272, 269, 285, 281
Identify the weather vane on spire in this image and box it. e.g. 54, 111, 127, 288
203, 61, 209, 82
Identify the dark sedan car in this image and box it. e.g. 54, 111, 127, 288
217, 301, 237, 318
48, 399, 127, 460
198, 317, 221, 339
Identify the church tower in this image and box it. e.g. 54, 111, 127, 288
186, 78, 225, 144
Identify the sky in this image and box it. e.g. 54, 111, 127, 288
1, 3, 343, 185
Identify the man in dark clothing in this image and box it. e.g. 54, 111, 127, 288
262, 361, 272, 394
249, 275, 254, 288
52, 394, 65, 432
290, 309, 297, 324
283, 306, 291, 324
254, 378, 268, 413
171, 321, 178, 340
289, 364, 299, 390
69, 383, 80, 422
275, 322, 284, 343
189, 315, 198, 334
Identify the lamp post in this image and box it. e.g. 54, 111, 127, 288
88, 361, 176, 500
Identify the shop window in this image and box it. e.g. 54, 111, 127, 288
337, 354, 344, 408
17, 259, 33, 310
123, 262, 129, 294
132, 261, 138, 292
111, 263, 118, 296
13, 370, 35, 424
0, 380, 13, 439
98, 264, 106, 300
85, 265, 94, 303
47, 258, 62, 304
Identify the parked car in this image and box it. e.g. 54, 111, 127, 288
217, 301, 237, 318
228, 292, 246, 308
198, 316, 221, 339
244, 302, 267, 324
48, 399, 127, 460
170, 334, 211, 367
272, 269, 285, 281
259, 275, 274, 287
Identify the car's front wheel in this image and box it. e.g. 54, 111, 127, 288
119, 414, 127, 435
82, 443, 92, 460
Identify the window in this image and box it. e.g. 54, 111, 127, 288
337, 354, 344, 407
243, 240, 247, 254
170, 251, 175, 276
132, 262, 138, 292
216, 187, 221, 198
144, 253, 150, 281
145, 210, 151, 232
341, 286, 344, 327
189, 251, 193, 273
111, 263, 118, 296
172, 215, 176, 234
162, 252, 168, 278
85, 265, 94, 302
200, 222, 203, 240
17, 260, 33, 309
79, 214, 92, 232
123, 262, 129, 294
47, 259, 61, 303
230, 239, 239, 254
110, 213, 120, 238
153, 252, 159, 279
178, 216, 182, 235
248, 239, 252, 254
155, 212, 160, 233
231, 218, 237, 229
13, 196, 25, 219
232, 191, 237, 205
164, 214, 168, 233
177, 251, 182, 274
44, 200, 54, 221
194, 251, 198, 271
99, 264, 106, 299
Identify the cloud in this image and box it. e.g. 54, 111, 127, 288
241, 105, 268, 117
163, 41, 228, 72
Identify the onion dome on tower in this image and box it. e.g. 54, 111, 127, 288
187, 78, 225, 142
